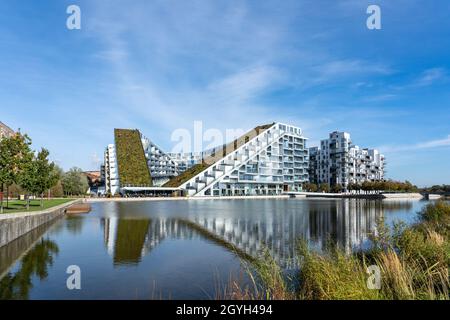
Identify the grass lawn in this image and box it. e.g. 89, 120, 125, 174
0, 198, 75, 214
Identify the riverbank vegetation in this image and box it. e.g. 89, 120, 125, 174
224, 201, 449, 300
420, 185, 450, 196
303, 180, 419, 194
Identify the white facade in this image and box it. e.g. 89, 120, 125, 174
141, 135, 179, 186
167, 152, 206, 172
309, 131, 385, 189
179, 123, 309, 197
104, 144, 120, 195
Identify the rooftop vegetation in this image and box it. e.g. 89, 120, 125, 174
114, 129, 152, 187
163, 123, 274, 188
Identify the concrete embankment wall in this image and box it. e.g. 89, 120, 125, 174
0, 218, 59, 280
288, 192, 425, 200
381, 193, 423, 199
0, 200, 79, 248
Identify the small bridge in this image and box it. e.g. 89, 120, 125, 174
284, 191, 386, 199
421, 193, 446, 200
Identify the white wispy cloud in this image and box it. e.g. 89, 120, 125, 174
206, 66, 282, 105
415, 68, 447, 86
84, 0, 298, 140
314, 59, 392, 79
379, 135, 450, 153
362, 94, 398, 102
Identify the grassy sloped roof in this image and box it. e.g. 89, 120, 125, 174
163, 123, 274, 188
114, 128, 152, 187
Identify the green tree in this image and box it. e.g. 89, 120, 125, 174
0, 133, 33, 213
331, 184, 343, 193
303, 183, 318, 192
61, 167, 88, 196
361, 181, 374, 193
319, 183, 330, 193
22, 149, 58, 207
17, 151, 37, 210
49, 165, 64, 198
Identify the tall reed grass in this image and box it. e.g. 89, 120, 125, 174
221, 201, 450, 300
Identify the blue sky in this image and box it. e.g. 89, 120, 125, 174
1, 0, 449, 186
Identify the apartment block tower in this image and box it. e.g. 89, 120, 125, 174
308, 131, 385, 189
308, 146, 320, 185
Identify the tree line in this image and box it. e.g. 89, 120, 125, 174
420, 185, 450, 194
0, 132, 89, 212
303, 180, 419, 193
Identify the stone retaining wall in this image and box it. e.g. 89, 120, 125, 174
0, 200, 80, 248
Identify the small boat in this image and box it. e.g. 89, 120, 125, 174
65, 203, 91, 214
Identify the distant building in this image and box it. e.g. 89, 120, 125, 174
84, 171, 102, 187
308, 131, 385, 189
0, 121, 15, 140
307, 146, 320, 185
84, 170, 105, 196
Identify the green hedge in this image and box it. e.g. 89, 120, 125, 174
114, 129, 152, 187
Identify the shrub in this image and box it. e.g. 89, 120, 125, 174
418, 201, 450, 237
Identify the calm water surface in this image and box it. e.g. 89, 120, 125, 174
0, 198, 428, 299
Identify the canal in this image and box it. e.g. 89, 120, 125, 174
0, 198, 428, 299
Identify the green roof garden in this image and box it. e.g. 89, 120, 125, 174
114, 128, 152, 187
163, 123, 274, 188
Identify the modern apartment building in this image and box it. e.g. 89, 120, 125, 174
0, 121, 15, 140
103, 129, 180, 195
141, 135, 179, 186
163, 122, 309, 197
167, 152, 209, 172
308, 131, 385, 189
102, 123, 309, 197
308, 146, 320, 185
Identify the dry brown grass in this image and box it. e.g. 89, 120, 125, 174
218, 201, 450, 300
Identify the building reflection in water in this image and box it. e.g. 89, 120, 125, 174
101, 200, 413, 268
